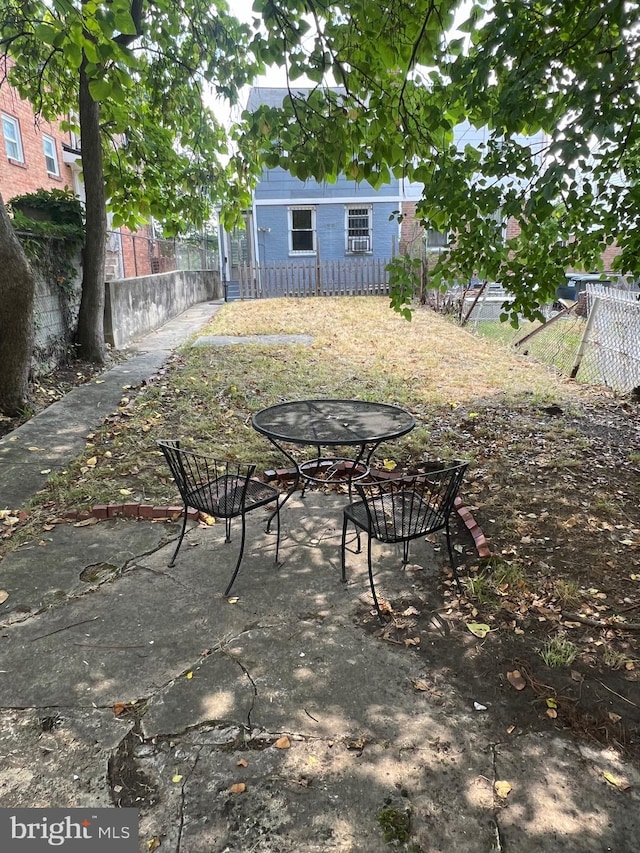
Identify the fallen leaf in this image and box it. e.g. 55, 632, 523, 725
119, 488, 132, 496
404, 636, 421, 647
602, 770, 630, 789
412, 679, 430, 692
473, 701, 488, 711
85, 456, 98, 468
27, 446, 44, 452
185, 671, 193, 680
608, 712, 622, 724
227, 597, 239, 605
199, 513, 216, 526
112, 702, 126, 717
229, 782, 246, 794
147, 838, 161, 851
172, 774, 183, 784
74, 518, 99, 527
40, 469, 51, 475
0, 590, 9, 604
507, 670, 526, 691
274, 735, 291, 749
494, 780, 512, 798
236, 759, 248, 768
402, 606, 420, 616
506, 725, 516, 734
466, 622, 491, 638
546, 698, 558, 709
546, 708, 558, 719
382, 459, 397, 471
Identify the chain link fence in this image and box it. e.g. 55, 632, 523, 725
435, 280, 640, 393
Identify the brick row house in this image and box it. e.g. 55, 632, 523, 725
0, 67, 160, 280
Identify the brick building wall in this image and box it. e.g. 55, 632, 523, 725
0, 81, 76, 201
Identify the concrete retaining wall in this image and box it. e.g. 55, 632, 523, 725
104, 269, 222, 349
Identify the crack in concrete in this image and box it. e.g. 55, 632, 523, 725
175, 745, 203, 853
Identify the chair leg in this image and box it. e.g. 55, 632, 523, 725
367, 535, 384, 622
224, 513, 247, 597
168, 506, 189, 567
225, 517, 232, 544
274, 499, 281, 564
445, 517, 464, 595
402, 539, 410, 566
341, 514, 349, 582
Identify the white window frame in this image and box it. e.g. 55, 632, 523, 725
288, 206, 316, 255
345, 205, 372, 253
42, 134, 60, 176
2, 113, 24, 163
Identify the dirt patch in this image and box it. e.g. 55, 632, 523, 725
349, 391, 640, 761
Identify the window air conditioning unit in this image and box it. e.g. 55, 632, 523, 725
348, 236, 370, 253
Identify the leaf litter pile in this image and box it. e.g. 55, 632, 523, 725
2, 298, 639, 758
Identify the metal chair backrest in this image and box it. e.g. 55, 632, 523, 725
156, 439, 256, 518
354, 461, 468, 542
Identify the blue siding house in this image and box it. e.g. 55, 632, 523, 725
220, 89, 546, 299
221, 87, 412, 299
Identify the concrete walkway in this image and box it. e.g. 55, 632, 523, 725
0, 301, 224, 510
0, 301, 639, 852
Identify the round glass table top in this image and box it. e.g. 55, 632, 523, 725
252, 399, 415, 446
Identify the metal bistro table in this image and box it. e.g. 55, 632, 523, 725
252, 399, 416, 522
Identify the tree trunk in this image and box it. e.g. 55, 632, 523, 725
75, 60, 107, 364
0, 194, 35, 416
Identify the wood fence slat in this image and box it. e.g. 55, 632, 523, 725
237, 259, 392, 299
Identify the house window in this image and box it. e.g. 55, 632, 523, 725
425, 228, 448, 251
346, 206, 372, 253
289, 207, 315, 254
2, 114, 24, 162
43, 134, 60, 176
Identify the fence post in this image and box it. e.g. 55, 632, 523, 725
570, 296, 600, 380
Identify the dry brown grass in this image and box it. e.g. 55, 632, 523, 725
206, 297, 579, 404
30, 297, 587, 513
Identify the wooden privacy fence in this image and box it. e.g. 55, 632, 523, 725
238, 259, 391, 299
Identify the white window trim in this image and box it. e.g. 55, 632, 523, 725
345, 204, 373, 254
2, 113, 24, 163
288, 206, 316, 255
42, 134, 60, 176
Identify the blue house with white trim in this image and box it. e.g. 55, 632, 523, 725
220, 87, 414, 299
219, 88, 546, 299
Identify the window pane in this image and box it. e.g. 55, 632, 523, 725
292, 230, 314, 251
2, 115, 22, 161
348, 207, 370, 237
43, 136, 58, 175
292, 209, 312, 230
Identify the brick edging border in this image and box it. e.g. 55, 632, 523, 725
454, 496, 492, 559
61, 475, 492, 560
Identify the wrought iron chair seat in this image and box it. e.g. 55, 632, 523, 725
157, 440, 281, 597
185, 477, 277, 517
341, 462, 468, 620
344, 492, 446, 543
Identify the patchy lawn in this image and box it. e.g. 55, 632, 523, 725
4, 297, 640, 757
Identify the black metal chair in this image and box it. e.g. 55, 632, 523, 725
341, 461, 468, 619
157, 440, 281, 597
